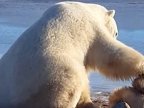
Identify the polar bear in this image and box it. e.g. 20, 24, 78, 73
0, 1, 144, 108
109, 75, 144, 108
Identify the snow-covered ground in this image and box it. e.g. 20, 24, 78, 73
0, 0, 144, 93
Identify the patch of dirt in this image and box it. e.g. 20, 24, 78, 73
91, 92, 110, 108
93, 100, 109, 108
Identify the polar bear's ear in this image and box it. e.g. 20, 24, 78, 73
107, 10, 115, 17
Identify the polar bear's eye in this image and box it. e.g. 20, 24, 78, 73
114, 32, 118, 39
115, 32, 118, 37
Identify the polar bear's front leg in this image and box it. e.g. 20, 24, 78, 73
85, 33, 144, 80
76, 90, 95, 108
76, 86, 94, 108
76, 75, 96, 108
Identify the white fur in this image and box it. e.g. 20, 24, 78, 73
0, 2, 144, 108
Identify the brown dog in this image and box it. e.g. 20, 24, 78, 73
109, 75, 144, 108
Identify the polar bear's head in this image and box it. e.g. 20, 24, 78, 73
88, 4, 118, 39
105, 10, 118, 38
